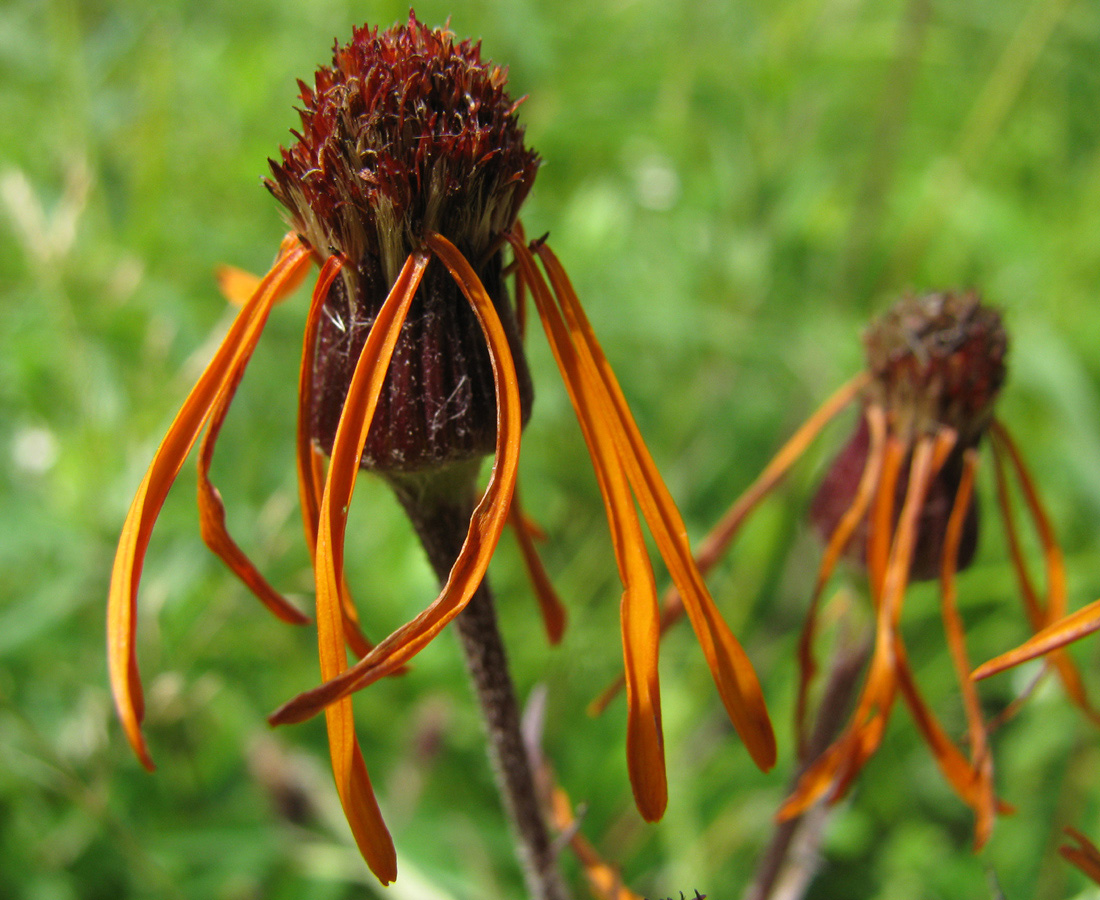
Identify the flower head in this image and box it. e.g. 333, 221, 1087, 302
107, 13, 774, 885
610, 290, 1095, 848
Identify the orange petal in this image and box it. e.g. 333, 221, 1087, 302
311, 251, 431, 882
216, 233, 311, 306
509, 484, 567, 644
293, 256, 376, 659
780, 431, 913, 817
974, 598, 1100, 680
325, 706, 397, 883
534, 241, 775, 772
195, 254, 326, 626
269, 233, 523, 723
796, 404, 886, 754
990, 421, 1065, 623
108, 236, 311, 769
508, 235, 667, 818
935, 445, 1003, 846
895, 639, 1005, 848
215, 265, 260, 306
985, 422, 1100, 723
594, 376, 869, 719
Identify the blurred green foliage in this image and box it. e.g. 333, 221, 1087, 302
4, 0, 1100, 897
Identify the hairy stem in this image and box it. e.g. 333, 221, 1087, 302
744, 629, 871, 900
390, 469, 572, 900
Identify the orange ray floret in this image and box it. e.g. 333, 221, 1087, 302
533, 241, 776, 773
974, 422, 1100, 724
794, 402, 886, 754
107, 236, 311, 770
511, 235, 668, 819
310, 249, 432, 884
195, 250, 325, 626
295, 254, 376, 659
779, 432, 913, 818
509, 485, 567, 644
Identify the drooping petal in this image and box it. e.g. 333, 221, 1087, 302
795, 404, 886, 754
594, 375, 871, 719
781, 431, 941, 818
509, 484, 567, 644
195, 253, 325, 625
295, 255, 375, 658
312, 250, 431, 883
296, 254, 346, 555
990, 421, 1066, 624
839, 433, 949, 794
269, 233, 524, 722
107, 236, 312, 769
533, 241, 776, 772
931, 444, 1002, 847
894, 638, 1010, 847
511, 236, 666, 820
981, 421, 1100, 723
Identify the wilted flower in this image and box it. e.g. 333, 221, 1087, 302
107, 13, 774, 884
605, 291, 1097, 847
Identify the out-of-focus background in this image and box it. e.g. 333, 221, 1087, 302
4, 0, 1100, 897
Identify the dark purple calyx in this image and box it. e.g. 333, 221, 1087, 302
810, 415, 980, 581
310, 251, 532, 473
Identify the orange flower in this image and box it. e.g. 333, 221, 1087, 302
603, 291, 1095, 848
107, 13, 774, 884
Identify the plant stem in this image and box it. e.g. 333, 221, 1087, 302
390, 469, 572, 900
743, 630, 871, 900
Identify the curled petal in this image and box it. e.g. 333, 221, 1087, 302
108, 237, 312, 769
311, 250, 432, 883
196, 255, 324, 625
270, 233, 523, 723
796, 404, 886, 754
295, 256, 376, 658
509, 485, 567, 644
782, 431, 942, 818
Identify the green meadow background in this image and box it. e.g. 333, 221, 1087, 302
4, 0, 1100, 897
